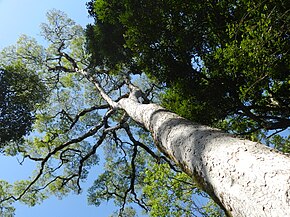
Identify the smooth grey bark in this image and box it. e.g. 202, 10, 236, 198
82, 70, 290, 216
117, 98, 290, 217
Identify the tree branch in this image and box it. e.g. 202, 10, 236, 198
0, 109, 115, 204
76, 68, 119, 108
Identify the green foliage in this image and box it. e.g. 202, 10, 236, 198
269, 134, 290, 153
87, 0, 290, 147
142, 163, 224, 217
161, 79, 231, 125
0, 180, 15, 217
85, 22, 137, 75
87, 131, 150, 211
199, 1, 290, 148
0, 64, 47, 151
12, 180, 48, 206
87, 0, 225, 81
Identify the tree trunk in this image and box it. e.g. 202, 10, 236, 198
118, 98, 290, 217
80, 69, 290, 216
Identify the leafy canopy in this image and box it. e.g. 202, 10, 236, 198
87, 0, 290, 151
0, 64, 46, 151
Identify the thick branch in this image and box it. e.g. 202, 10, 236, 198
76, 68, 118, 108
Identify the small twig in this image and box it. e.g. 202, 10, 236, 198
69, 104, 109, 130
76, 132, 107, 193
267, 128, 287, 139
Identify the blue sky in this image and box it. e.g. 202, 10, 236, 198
0, 0, 92, 49
0, 1, 117, 216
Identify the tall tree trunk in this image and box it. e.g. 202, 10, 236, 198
117, 98, 290, 217
81, 70, 290, 216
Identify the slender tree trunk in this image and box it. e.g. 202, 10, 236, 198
81, 70, 290, 216
118, 98, 290, 217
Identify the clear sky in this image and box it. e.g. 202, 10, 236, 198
0, 1, 116, 216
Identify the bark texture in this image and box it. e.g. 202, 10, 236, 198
118, 98, 290, 217
83, 70, 290, 216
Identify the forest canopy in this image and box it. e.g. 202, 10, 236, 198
87, 0, 290, 150
0, 0, 289, 216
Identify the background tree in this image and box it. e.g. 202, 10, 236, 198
0, 64, 46, 152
